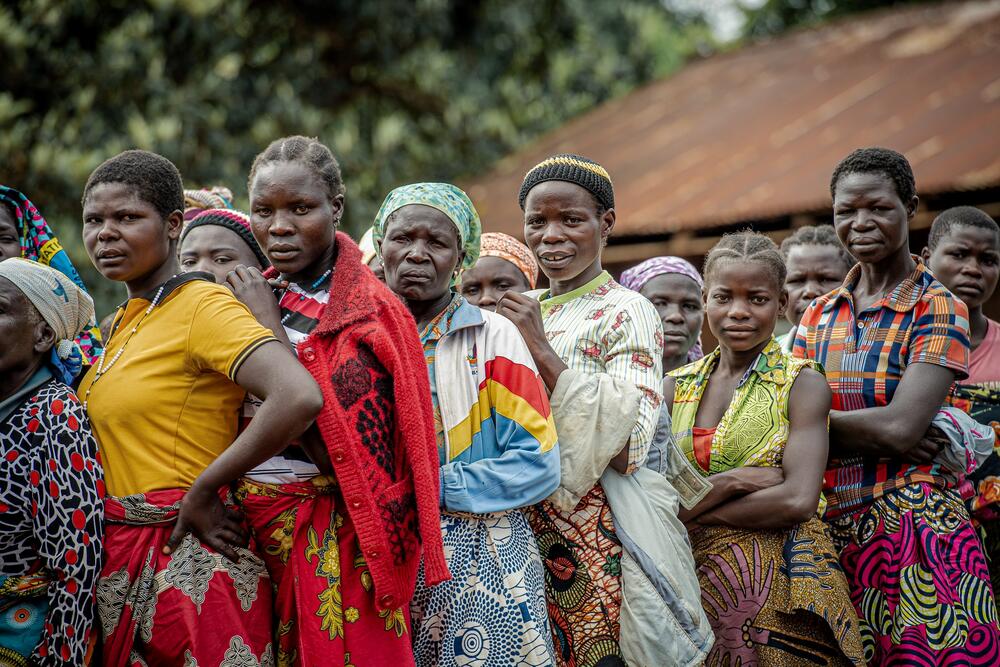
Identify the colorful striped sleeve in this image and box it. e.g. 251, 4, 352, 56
908, 291, 970, 380
438, 318, 560, 513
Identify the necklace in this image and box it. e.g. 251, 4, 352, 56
83, 279, 171, 409
279, 266, 334, 325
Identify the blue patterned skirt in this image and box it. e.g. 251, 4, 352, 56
410, 509, 555, 666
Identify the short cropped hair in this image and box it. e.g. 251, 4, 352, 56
780, 225, 854, 271
928, 206, 1000, 250
83, 150, 185, 219
830, 147, 915, 203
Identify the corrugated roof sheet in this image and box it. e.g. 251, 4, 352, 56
465, 0, 1000, 238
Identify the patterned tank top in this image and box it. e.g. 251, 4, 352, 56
670, 337, 821, 476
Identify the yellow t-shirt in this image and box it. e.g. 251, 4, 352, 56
79, 278, 276, 497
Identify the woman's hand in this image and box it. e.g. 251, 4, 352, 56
164, 487, 249, 562
901, 424, 948, 464
496, 290, 568, 391
496, 290, 548, 349
226, 266, 282, 329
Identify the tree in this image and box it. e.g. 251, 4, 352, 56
0, 0, 712, 314
739, 0, 933, 39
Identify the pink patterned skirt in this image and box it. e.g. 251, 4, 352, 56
827, 481, 1000, 665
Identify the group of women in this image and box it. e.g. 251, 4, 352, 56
2, 141, 1000, 667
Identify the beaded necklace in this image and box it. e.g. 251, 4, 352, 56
279, 266, 334, 326
83, 278, 171, 410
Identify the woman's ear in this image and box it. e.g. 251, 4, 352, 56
601, 208, 616, 242
166, 210, 184, 241
905, 195, 919, 220
331, 194, 345, 225
33, 319, 57, 355
778, 287, 789, 318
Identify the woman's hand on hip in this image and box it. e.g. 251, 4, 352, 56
164, 487, 249, 563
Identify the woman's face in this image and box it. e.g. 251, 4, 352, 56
784, 244, 852, 326
0, 206, 20, 261
250, 161, 341, 281
0, 277, 52, 378
459, 256, 531, 311
523, 180, 613, 288
639, 273, 703, 365
380, 205, 463, 303
705, 261, 786, 353
82, 183, 181, 284
833, 172, 916, 266
923, 224, 1000, 310
179, 225, 263, 283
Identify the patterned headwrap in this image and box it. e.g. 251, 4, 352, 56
479, 232, 539, 289
620, 256, 705, 362
0, 185, 103, 368
373, 183, 481, 284
183, 186, 234, 224
0, 258, 96, 384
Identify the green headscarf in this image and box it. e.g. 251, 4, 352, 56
372, 183, 481, 282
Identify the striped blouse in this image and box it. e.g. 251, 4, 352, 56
535, 271, 663, 472
244, 281, 329, 483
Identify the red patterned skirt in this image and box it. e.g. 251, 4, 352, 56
99, 489, 273, 667
235, 476, 413, 667
526, 484, 626, 667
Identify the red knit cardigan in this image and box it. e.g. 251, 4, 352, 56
266, 232, 449, 611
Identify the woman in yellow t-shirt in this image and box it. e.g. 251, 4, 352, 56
78, 150, 323, 665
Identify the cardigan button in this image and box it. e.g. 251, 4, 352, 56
301, 347, 316, 361
378, 594, 397, 609
332, 451, 345, 464
350, 500, 362, 510
368, 550, 380, 560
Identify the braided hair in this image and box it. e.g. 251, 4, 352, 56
830, 147, 915, 203
704, 230, 786, 291
928, 206, 999, 250
780, 225, 853, 272
83, 150, 184, 219
248, 136, 345, 202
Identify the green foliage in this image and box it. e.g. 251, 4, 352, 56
739, 0, 933, 39
0, 0, 712, 314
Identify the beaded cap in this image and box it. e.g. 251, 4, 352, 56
518, 153, 615, 212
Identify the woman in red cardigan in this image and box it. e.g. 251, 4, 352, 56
228, 136, 448, 666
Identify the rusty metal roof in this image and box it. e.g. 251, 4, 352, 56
465, 0, 1000, 239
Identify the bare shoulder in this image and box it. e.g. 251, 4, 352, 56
789, 366, 831, 412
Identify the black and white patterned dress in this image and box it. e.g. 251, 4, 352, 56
0, 378, 104, 665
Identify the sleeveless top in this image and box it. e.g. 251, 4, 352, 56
670, 338, 821, 477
